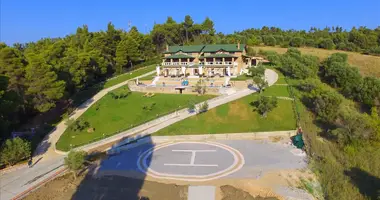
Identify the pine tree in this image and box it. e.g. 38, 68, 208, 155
25, 54, 65, 112
115, 36, 140, 74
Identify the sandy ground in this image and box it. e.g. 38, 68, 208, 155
23, 167, 315, 200
23, 171, 187, 200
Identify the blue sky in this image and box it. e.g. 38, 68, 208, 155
1, 0, 379, 45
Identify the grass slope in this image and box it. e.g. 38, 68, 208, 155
155, 85, 296, 136
255, 46, 380, 77
57, 87, 213, 151
103, 65, 156, 88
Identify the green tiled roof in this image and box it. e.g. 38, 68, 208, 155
164, 54, 194, 59
165, 45, 204, 53
165, 44, 245, 53
202, 44, 245, 52
200, 53, 238, 59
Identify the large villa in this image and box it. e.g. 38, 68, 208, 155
160, 43, 265, 77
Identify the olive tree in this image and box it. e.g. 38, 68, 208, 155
64, 150, 87, 179
252, 96, 278, 117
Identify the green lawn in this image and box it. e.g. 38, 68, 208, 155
103, 65, 156, 88
139, 73, 157, 81
275, 77, 287, 84
154, 94, 296, 136
154, 68, 296, 136
56, 87, 213, 151
262, 85, 291, 97
230, 74, 252, 81
71, 64, 156, 107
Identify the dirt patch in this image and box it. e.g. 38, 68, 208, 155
220, 185, 279, 200
228, 101, 250, 120
203, 108, 224, 124
24, 171, 187, 200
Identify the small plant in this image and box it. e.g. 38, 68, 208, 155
94, 103, 100, 111
68, 119, 90, 132
142, 102, 156, 111
197, 101, 209, 113
188, 101, 196, 112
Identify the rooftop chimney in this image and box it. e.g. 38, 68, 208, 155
237, 41, 240, 49
166, 44, 169, 51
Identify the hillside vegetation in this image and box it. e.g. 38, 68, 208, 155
254, 46, 380, 77
264, 48, 380, 200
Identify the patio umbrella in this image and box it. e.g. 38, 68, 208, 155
227, 66, 231, 76
156, 65, 160, 76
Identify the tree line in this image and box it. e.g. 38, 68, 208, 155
231, 26, 380, 56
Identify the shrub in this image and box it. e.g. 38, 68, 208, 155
263, 35, 276, 46
0, 138, 31, 166
289, 37, 304, 47
68, 119, 90, 132
310, 89, 342, 122
305, 39, 316, 47
188, 101, 196, 112
198, 101, 209, 113
279, 48, 319, 79
318, 38, 335, 49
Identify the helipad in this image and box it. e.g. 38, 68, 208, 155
96, 139, 307, 182
137, 141, 245, 181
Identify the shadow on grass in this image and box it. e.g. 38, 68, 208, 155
345, 167, 380, 200
71, 135, 154, 200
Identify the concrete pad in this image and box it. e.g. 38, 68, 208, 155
188, 186, 215, 200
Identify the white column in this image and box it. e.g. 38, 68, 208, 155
156, 65, 160, 76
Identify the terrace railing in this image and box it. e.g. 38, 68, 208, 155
204, 61, 237, 66
162, 62, 195, 66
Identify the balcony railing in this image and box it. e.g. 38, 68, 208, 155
204, 61, 237, 66
162, 62, 195, 66
162, 61, 237, 66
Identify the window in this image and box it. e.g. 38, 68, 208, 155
229, 52, 235, 54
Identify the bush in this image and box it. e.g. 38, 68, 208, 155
309, 89, 343, 122
318, 38, 335, 49
0, 138, 31, 166
198, 101, 209, 113
289, 37, 304, 47
279, 48, 319, 79
305, 39, 316, 47
188, 101, 196, 112
263, 35, 276, 46
68, 119, 90, 132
